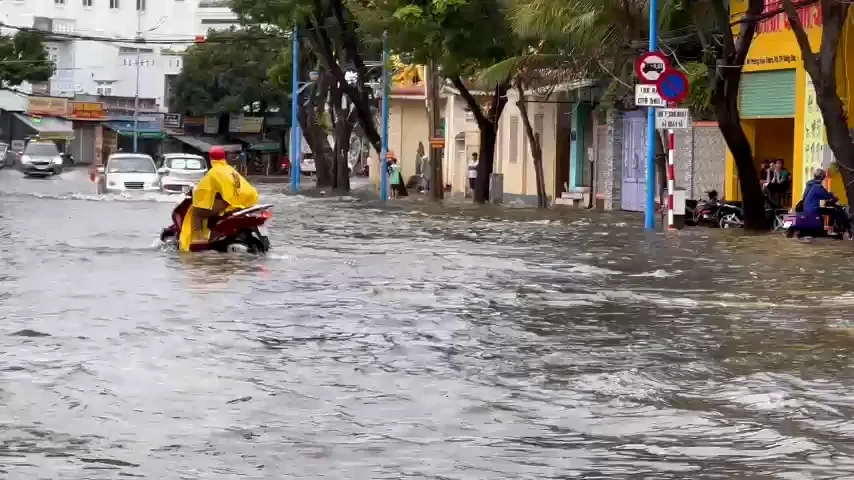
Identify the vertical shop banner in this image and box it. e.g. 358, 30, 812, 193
802, 76, 826, 187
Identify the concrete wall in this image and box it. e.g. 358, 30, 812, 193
593, 113, 725, 210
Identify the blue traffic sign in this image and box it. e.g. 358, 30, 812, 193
655, 69, 690, 103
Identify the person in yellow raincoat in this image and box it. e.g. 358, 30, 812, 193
179, 145, 259, 252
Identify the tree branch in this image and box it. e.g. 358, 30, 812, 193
451, 76, 489, 126
782, 0, 819, 76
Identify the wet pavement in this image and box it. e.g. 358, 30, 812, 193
2, 168, 854, 479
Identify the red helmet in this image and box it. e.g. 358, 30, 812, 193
209, 145, 226, 161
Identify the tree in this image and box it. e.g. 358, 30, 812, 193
782, 0, 854, 202
0, 31, 54, 87
170, 27, 287, 117
232, 0, 384, 155
688, 0, 767, 229
368, 0, 516, 202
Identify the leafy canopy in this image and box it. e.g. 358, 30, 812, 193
170, 27, 288, 116
0, 31, 54, 86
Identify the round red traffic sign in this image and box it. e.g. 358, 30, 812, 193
655, 69, 690, 103
635, 52, 671, 84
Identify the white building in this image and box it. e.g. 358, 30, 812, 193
195, 0, 239, 34
0, 0, 201, 111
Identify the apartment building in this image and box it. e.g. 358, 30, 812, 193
0, 0, 199, 110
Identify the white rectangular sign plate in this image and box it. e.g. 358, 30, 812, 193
635, 84, 666, 107
655, 108, 690, 130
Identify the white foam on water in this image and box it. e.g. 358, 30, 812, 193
630, 269, 680, 278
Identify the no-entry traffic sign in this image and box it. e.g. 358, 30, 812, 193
656, 69, 690, 103
635, 52, 670, 84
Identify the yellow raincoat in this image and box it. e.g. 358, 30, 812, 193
179, 159, 259, 252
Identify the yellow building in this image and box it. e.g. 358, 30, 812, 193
726, 0, 852, 204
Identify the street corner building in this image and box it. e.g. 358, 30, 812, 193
725, 0, 843, 206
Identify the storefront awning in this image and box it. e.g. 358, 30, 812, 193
171, 135, 241, 153
13, 113, 74, 139
104, 120, 166, 139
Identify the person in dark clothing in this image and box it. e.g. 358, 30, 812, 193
759, 160, 772, 186
800, 168, 849, 234
802, 169, 834, 215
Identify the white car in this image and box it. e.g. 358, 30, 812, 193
98, 153, 160, 193
300, 155, 316, 175
158, 153, 208, 194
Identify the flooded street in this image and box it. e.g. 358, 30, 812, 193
3, 168, 854, 479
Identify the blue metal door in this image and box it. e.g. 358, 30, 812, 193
621, 111, 648, 212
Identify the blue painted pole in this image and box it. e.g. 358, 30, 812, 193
379, 30, 390, 201
290, 27, 301, 192
644, 0, 658, 230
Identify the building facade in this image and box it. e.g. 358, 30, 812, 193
725, 0, 845, 205
0, 0, 198, 109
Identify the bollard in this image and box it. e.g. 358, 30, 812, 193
672, 188, 686, 229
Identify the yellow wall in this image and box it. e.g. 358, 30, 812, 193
725, 0, 831, 203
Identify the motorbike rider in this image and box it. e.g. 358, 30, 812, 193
801, 168, 849, 232
179, 145, 259, 252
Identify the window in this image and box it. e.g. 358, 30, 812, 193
136, 0, 144, 10
55, 0, 66, 4
96, 83, 113, 96
82, 0, 92, 6
110, 0, 119, 8
509, 116, 519, 164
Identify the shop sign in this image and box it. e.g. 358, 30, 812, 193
184, 116, 205, 127
68, 101, 106, 120
802, 75, 827, 185
634, 84, 666, 107
228, 114, 264, 134
163, 113, 183, 129
204, 115, 218, 134
756, 0, 822, 35
28, 96, 68, 117
746, 54, 797, 67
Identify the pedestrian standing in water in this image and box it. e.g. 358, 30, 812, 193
388, 158, 407, 198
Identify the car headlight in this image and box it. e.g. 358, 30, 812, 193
52, 156, 63, 165
20, 155, 31, 164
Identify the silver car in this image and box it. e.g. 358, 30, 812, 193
19, 141, 63, 177
158, 154, 208, 193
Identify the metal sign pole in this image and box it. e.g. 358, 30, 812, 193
645, 0, 659, 230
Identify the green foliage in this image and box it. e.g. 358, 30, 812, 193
364, 0, 516, 79
170, 27, 288, 116
683, 62, 713, 118
0, 31, 54, 87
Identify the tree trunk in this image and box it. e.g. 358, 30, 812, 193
783, 0, 854, 202
450, 76, 509, 203
515, 79, 547, 207
689, 0, 767, 229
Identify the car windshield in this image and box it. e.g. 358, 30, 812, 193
108, 156, 156, 173
25, 143, 58, 157
167, 157, 205, 170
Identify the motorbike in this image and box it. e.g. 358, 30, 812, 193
685, 190, 744, 228
783, 199, 853, 239
160, 190, 273, 253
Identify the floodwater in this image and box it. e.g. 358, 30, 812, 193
2, 168, 854, 480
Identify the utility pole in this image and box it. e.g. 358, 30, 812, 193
133, 9, 141, 153
426, 58, 443, 200
290, 27, 301, 192
379, 30, 390, 201
644, 0, 659, 229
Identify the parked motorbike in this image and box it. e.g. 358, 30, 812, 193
685, 190, 744, 228
160, 190, 273, 253
783, 199, 853, 239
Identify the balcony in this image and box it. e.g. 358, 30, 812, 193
199, 0, 230, 6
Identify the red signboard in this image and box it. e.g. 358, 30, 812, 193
68, 101, 106, 120
756, 0, 822, 35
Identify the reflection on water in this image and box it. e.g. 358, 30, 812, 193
1, 169, 854, 478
